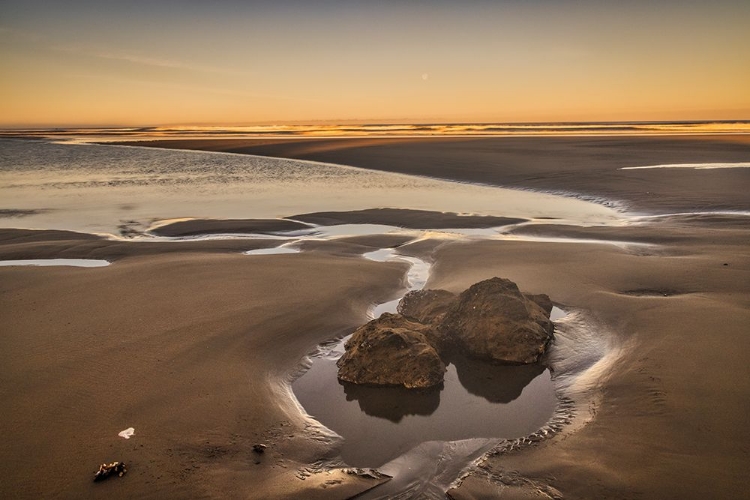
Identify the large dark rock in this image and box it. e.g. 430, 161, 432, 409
336, 313, 446, 389
440, 277, 554, 364
398, 289, 457, 325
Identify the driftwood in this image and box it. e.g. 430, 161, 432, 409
93, 461, 127, 482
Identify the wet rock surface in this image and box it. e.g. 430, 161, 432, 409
440, 278, 554, 364
523, 292, 554, 316
336, 313, 446, 389
338, 277, 555, 389
398, 289, 457, 325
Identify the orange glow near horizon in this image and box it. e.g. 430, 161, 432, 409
1, 2, 749, 127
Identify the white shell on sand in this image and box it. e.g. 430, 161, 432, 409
118, 427, 135, 439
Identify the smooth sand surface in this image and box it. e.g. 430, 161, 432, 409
425, 223, 750, 499
0, 242, 405, 499
3, 135, 750, 499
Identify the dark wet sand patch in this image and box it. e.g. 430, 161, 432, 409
292, 208, 525, 230
0, 228, 100, 244
507, 224, 691, 245
645, 213, 750, 228
0, 228, 286, 262
149, 218, 310, 237
618, 288, 689, 297
0, 208, 48, 218
508, 221, 750, 249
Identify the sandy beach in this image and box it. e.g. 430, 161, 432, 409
1, 135, 749, 499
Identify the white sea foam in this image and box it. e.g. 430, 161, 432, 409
621, 162, 750, 170
0, 259, 110, 267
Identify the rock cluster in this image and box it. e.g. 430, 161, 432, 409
336, 277, 555, 389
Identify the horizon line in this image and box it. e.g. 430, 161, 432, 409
1, 118, 750, 132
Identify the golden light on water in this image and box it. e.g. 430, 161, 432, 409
2, 122, 750, 142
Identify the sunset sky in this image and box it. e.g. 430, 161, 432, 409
1, 0, 749, 127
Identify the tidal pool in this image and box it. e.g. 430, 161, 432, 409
293, 247, 562, 468
293, 336, 557, 468
0, 259, 110, 267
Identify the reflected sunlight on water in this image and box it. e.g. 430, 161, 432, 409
0, 139, 624, 235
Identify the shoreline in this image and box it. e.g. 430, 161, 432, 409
105, 134, 750, 215
1, 135, 749, 498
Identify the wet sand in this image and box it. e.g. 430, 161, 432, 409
121, 135, 750, 213
2, 135, 750, 499
0, 239, 406, 499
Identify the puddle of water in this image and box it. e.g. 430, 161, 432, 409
0, 139, 625, 236
293, 249, 564, 469
0, 259, 110, 267
363, 248, 431, 319
550, 306, 566, 321
293, 339, 556, 468
621, 162, 750, 170
243, 245, 300, 256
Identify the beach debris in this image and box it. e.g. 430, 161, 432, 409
93, 461, 127, 482
118, 427, 135, 439
252, 444, 267, 454
337, 313, 446, 389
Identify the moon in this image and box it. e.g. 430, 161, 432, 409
421, 73, 428, 81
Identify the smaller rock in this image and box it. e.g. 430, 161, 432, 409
337, 313, 446, 389
252, 444, 267, 454
93, 461, 127, 482
523, 293, 554, 316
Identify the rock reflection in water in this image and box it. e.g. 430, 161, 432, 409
293, 339, 557, 468
447, 353, 546, 404
341, 381, 442, 423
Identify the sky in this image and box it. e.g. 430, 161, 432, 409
1, 0, 749, 127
